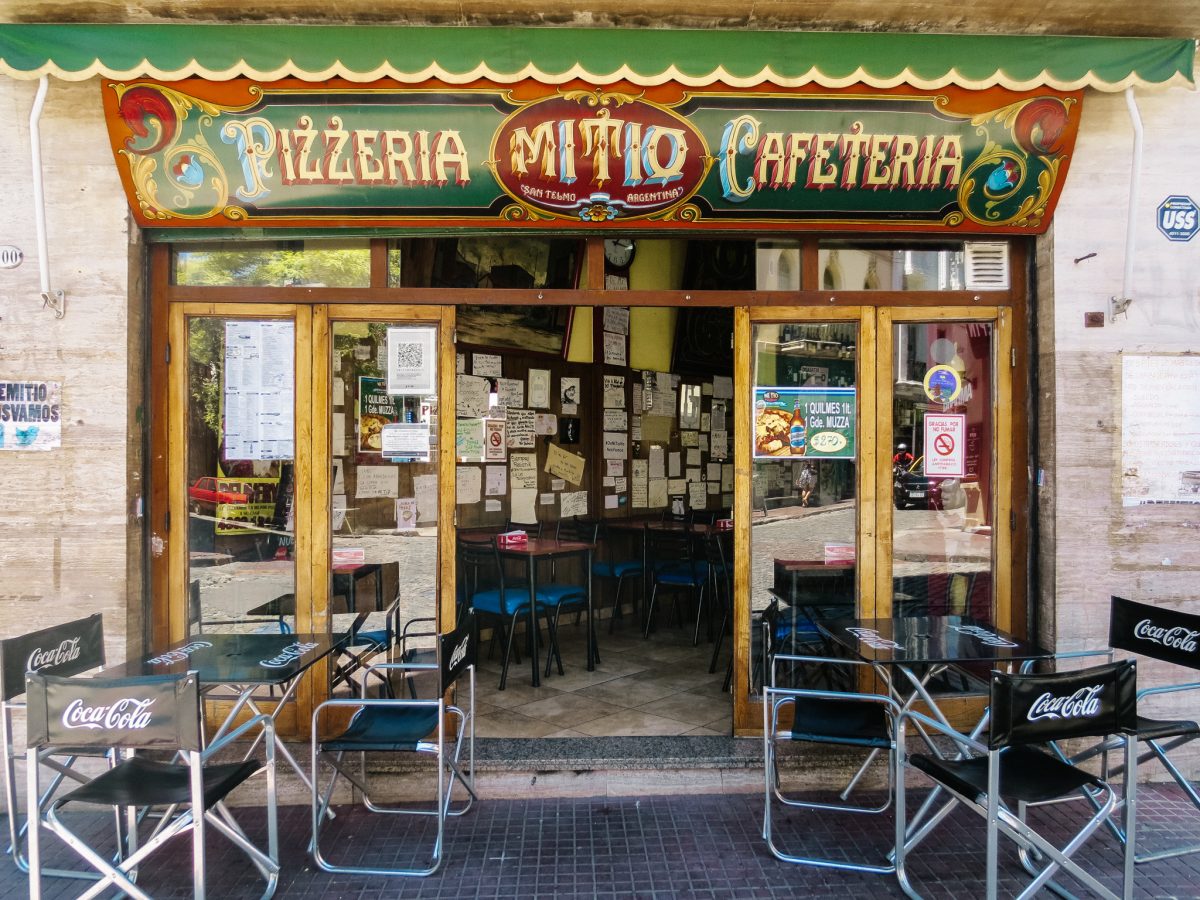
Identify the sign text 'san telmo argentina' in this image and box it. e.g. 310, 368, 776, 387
105, 81, 1080, 233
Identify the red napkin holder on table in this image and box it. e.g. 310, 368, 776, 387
497, 530, 528, 548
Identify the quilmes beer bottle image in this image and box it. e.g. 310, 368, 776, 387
789, 398, 807, 455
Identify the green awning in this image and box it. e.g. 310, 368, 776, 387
0, 24, 1193, 92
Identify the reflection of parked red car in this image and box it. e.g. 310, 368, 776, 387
188, 477, 249, 508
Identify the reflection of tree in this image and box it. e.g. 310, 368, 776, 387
189, 318, 223, 435
176, 244, 370, 287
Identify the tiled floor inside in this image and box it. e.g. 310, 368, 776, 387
472, 599, 734, 739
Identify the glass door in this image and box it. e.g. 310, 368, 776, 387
172, 305, 312, 644
877, 307, 1012, 630
312, 306, 455, 699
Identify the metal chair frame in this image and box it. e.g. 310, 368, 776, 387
25, 670, 279, 900
310, 611, 477, 877
762, 651, 903, 874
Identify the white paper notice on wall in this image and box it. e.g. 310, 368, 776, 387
510, 453, 538, 489
560, 377, 580, 414
381, 422, 431, 458
485, 465, 507, 496
1122, 354, 1200, 506
486, 499, 502, 512
603, 331, 627, 367
712, 376, 733, 399
648, 479, 668, 508
332, 494, 347, 531
414, 474, 438, 522
456, 466, 482, 504
540, 493, 556, 506
472, 353, 502, 377
396, 498, 418, 531
602, 306, 630, 335
604, 494, 619, 509
528, 369, 551, 408
484, 419, 507, 461
545, 443, 586, 485
603, 432, 628, 460
332, 412, 347, 457
606, 459, 624, 477
506, 409, 536, 448
497, 378, 524, 411
456, 374, 490, 417
649, 446, 666, 480
534, 413, 558, 435
386, 326, 437, 396
510, 488, 538, 524
560, 490, 588, 518
669, 452, 681, 477
688, 481, 707, 509
603, 375, 625, 408
357, 466, 399, 499
456, 353, 465, 374
603, 408, 628, 432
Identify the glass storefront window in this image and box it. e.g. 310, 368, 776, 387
890, 321, 994, 627
186, 317, 297, 636
388, 237, 582, 289
750, 322, 858, 691
173, 240, 370, 287
329, 320, 440, 695
818, 241, 967, 291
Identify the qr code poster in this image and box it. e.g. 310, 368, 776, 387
386, 326, 437, 396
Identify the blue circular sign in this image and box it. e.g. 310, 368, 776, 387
1157, 195, 1199, 242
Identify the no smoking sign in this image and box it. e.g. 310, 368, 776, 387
924, 413, 965, 477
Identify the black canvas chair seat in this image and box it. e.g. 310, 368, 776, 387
1135, 714, 1199, 742
321, 705, 440, 752
790, 698, 892, 749
910, 747, 1103, 807
60, 755, 262, 811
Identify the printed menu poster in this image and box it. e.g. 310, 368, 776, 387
224, 321, 295, 460
385, 326, 436, 396
753, 386, 857, 459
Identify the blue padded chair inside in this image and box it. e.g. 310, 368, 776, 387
643, 528, 707, 640
458, 535, 534, 691
538, 517, 599, 678
584, 520, 643, 633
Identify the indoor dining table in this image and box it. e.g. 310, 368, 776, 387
494, 537, 597, 688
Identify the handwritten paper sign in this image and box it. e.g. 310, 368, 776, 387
545, 443, 586, 485
485, 465, 507, 496
510, 453, 538, 489
603, 306, 630, 335
603, 375, 625, 408
560, 490, 588, 518
357, 466, 399, 499
414, 474, 438, 522
456, 466, 482, 504
395, 497, 418, 530
603, 408, 628, 431
506, 408, 535, 448
456, 418, 484, 459
497, 378, 524, 411
603, 331, 627, 367
456, 374, 490, 417
472, 353, 502, 377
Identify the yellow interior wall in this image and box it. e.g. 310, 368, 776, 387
566, 240, 686, 369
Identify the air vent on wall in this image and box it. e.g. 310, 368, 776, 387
964, 242, 1010, 290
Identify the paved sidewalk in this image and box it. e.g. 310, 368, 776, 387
5, 784, 1200, 898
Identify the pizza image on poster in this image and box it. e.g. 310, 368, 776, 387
357, 377, 401, 454
753, 387, 856, 460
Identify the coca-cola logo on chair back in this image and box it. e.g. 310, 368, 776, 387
0, 614, 104, 702
25, 672, 202, 753
1110, 595, 1200, 671
989, 659, 1137, 750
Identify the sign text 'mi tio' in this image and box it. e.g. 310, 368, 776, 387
105, 83, 1079, 233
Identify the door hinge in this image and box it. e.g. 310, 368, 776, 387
164, 510, 171, 532
1010, 510, 1016, 531
452, 328, 458, 344
1011, 348, 1016, 368
165, 342, 171, 364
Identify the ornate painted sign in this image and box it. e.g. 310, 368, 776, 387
102, 79, 1082, 233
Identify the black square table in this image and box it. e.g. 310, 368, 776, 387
108, 632, 342, 803
816, 615, 1053, 796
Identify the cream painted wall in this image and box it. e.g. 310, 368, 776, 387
0, 78, 133, 713
1045, 83, 1200, 775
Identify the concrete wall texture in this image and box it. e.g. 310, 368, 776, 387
0, 77, 136, 675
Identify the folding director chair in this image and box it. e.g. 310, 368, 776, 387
310, 608, 477, 877
896, 660, 1138, 900
1061, 595, 1200, 864
0, 614, 106, 879
25, 670, 279, 900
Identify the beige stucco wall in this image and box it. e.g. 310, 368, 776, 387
1043, 84, 1200, 773
0, 77, 138, 699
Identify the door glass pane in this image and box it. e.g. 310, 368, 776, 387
750, 322, 858, 691
891, 322, 994, 625
186, 317, 296, 636
330, 321, 440, 695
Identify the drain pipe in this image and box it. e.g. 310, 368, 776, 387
1111, 87, 1142, 322
30, 75, 65, 319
